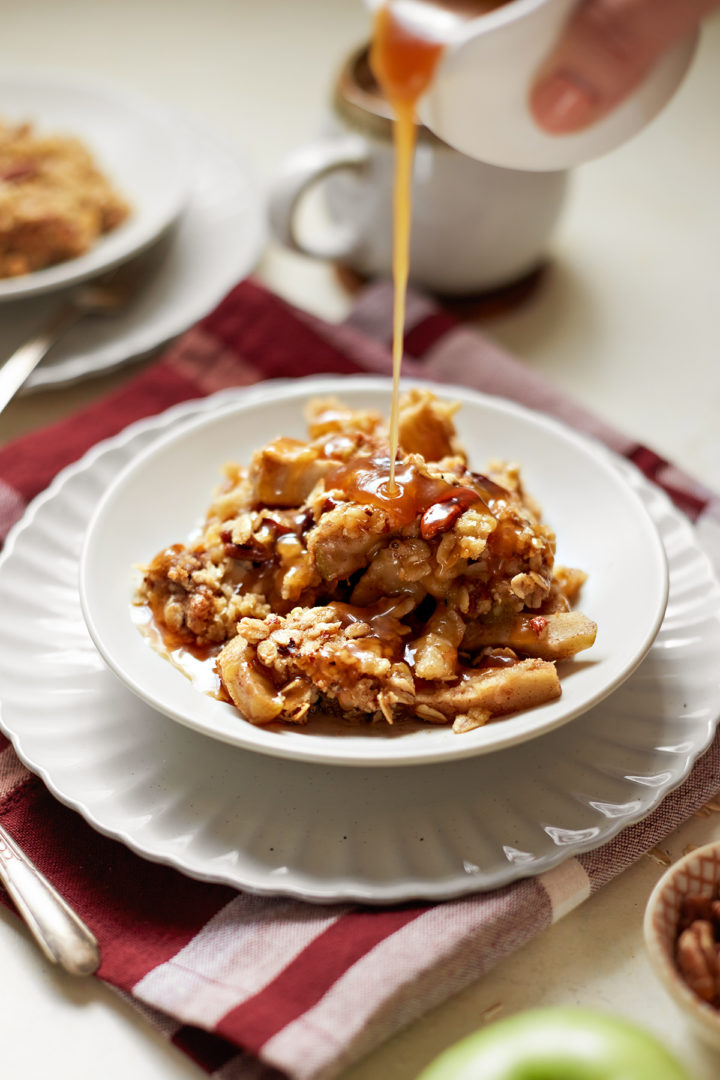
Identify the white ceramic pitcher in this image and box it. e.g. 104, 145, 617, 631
367, 0, 698, 170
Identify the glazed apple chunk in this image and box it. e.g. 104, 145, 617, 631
136, 390, 597, 733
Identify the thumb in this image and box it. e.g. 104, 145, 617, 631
530, 0, 713, 134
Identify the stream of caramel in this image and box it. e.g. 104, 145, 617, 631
369, 1, 511, 492
369, 6, 444, 492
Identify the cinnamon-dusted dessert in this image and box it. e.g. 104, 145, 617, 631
0, 120, 130, 277
135, 390, 597, 733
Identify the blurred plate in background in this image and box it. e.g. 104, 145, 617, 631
0, 82, 266, 389
0, 67, 190, 302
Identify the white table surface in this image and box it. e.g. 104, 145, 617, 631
1, 2, 720, 1078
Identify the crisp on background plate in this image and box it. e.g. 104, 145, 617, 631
0, 66, 189, 301
1, 108, 265, 391
80, 377, 669, 767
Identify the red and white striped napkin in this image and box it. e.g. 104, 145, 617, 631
1, 279, 719, 1080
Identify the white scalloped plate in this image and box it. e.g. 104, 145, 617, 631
79, 377, 668, 767
0, 382, 719, 903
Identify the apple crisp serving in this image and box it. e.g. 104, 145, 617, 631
0, 120, 130, 278
136, 391, 597, 733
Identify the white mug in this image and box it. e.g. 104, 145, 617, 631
367, 0, 698, 171
268, 46, 568, 296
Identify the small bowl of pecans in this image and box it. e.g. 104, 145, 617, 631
644, 841, 720, 1049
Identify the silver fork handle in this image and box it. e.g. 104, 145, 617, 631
0, 303, 81, 415
0, 820, 100, 976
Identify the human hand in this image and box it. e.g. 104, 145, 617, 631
530, 0, 720, 133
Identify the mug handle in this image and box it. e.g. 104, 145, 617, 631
268, 133, 371, 261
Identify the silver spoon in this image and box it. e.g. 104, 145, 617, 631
0, 819, 100, 976
0, 259, 147, 416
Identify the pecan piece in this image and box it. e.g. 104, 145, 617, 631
220, 528, 275, 564
0, 160, 37, 182
420, 489, 479, 541
679, 896, 720, 933
676, 920, 720, 1003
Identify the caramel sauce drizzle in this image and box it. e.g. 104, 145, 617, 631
369, 2, 512, 493
369, 6, 444, 493
328, 453, 509, 540
331, 453, 474, 523
132, 602, 228, 699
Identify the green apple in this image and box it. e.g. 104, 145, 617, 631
417, 1007, 693, 1080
